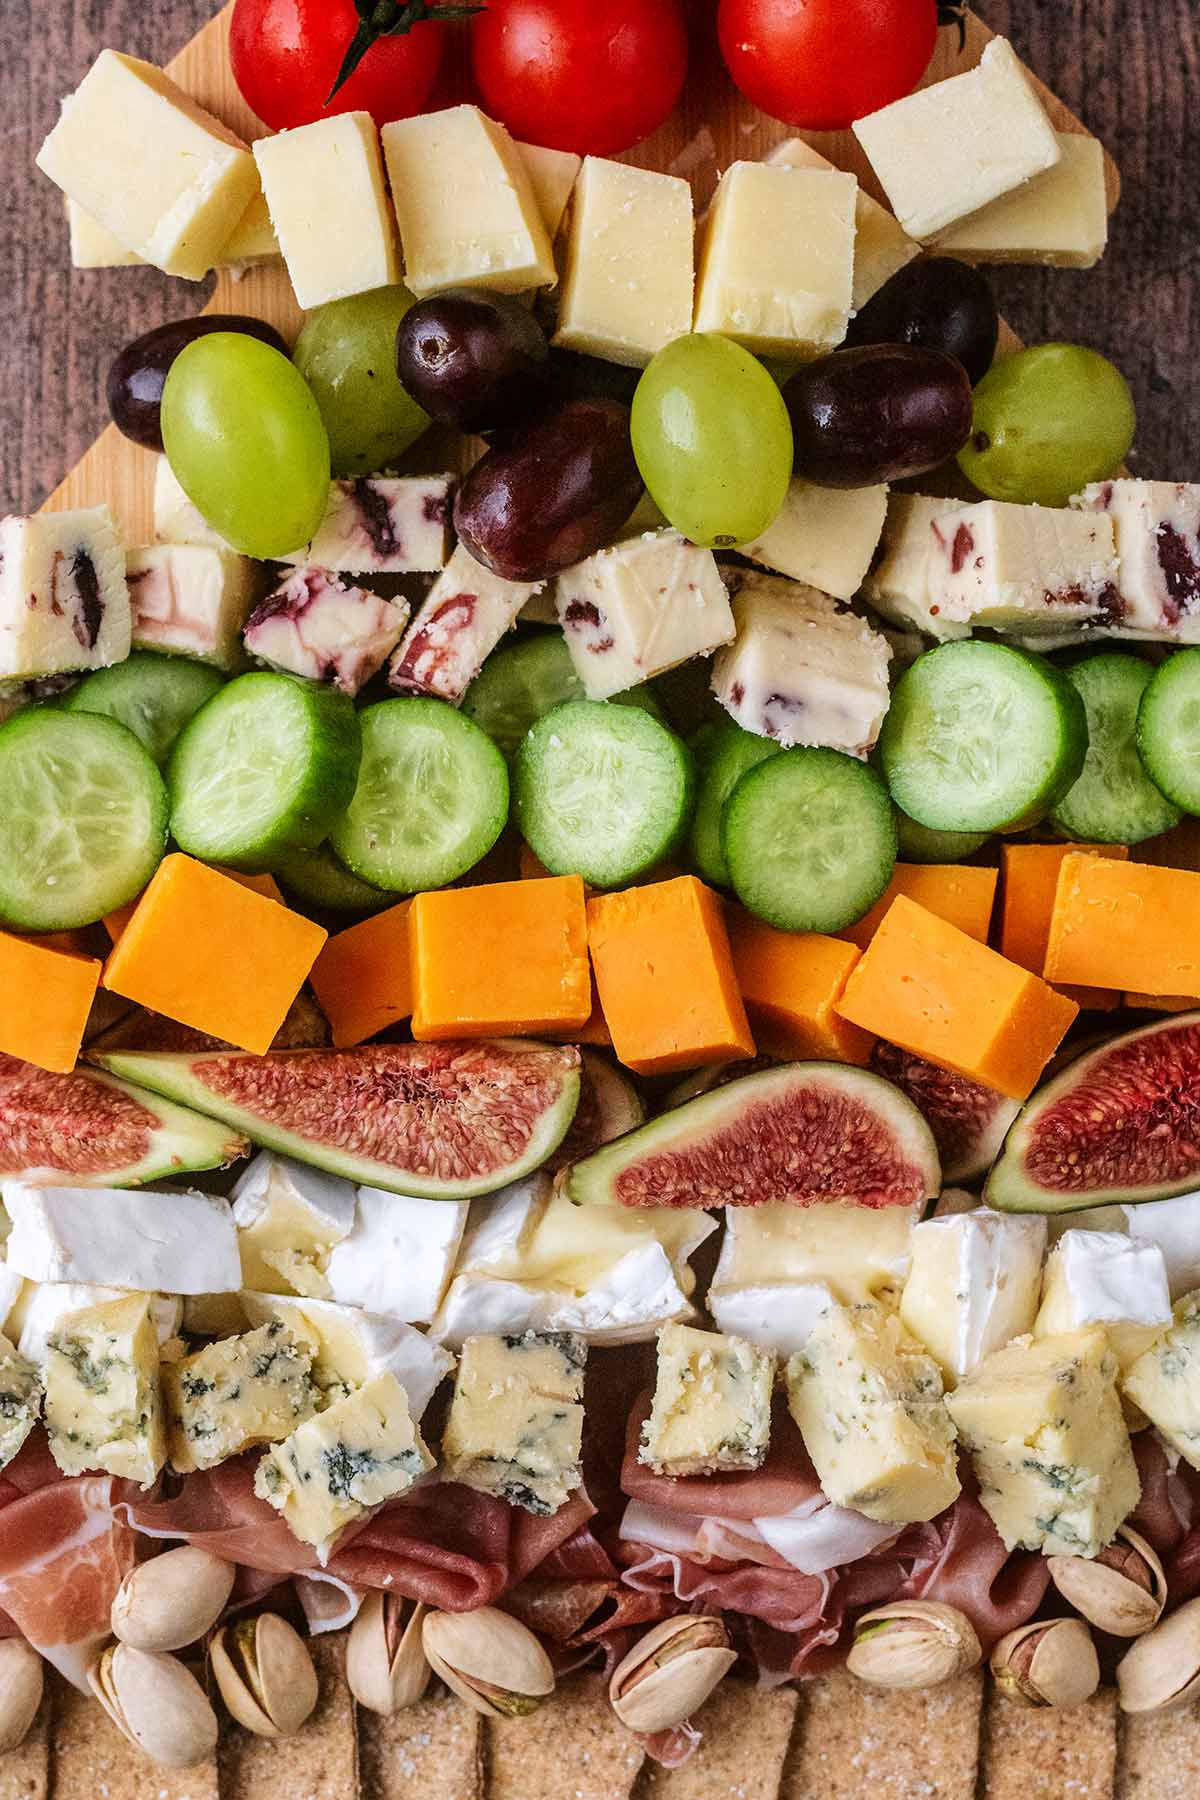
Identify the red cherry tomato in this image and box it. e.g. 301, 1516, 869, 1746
229, 0, 448, 132
718, 0, 939, 132
470, 0, 688, 157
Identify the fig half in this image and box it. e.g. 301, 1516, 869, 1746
871, 1041, 1020, 1185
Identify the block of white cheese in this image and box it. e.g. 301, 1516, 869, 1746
245, 568, 409, 696
900, 1209, 1046, 1384
37, 50, 259, 280
553, 158, 694, 368
712, 573, 891, 755
641, 1322, 774, 1476
1121, 1193, 1200, 1300
0, 1336, 41, 1471
939, 133, 1109, 268
914, 499, 1120, 637
43, 1293, 166, 1486
239, 1292, 453, 1419
326, 1186, 469, 1324
695, 162, 856, 359
220, 188, 280, 265
442, 1328, 586, 1514
861, 494, 971, 639
853, 39, 1062, 242
164, 1318, 318, 1472
765, 138, 919, 309
13, 1283, 183, 1364
254, 112, 399, 310
65, 198, 142, 268
389, 543, 544, 702
3, 1180, 241, 1294
382, 105, 555, 297
1072, 479, 1200, 640
0, 508, 130, 678
153, 458, 234, 552
1034, 1229, 1172, 1371
1124, 1289, 1200, 1469
555, 531, 735, 700
517, 141, 581, 239
231, 1151, 358, 1299
281, 477, 453, 574
738, 477, 888, 602
128, 543, 263, 671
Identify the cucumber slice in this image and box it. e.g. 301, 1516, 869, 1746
689, 720, 781, 887
895, 810, 989, 864
0, 709, 168, 931
1137, 648, 1200, 814
168, 671, 362, 871
515, 700, 694, 887
63, 652, 223, 765
273, 844, 398, 916
1050, 653, 1181, 843
723, 747, 897, 933
462, 632, 662, 759
879, 641, 1088, 832
330, 697, 509, 892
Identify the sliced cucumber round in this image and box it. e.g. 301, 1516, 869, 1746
462, 631, 662, 760
1050, 653, 1181, 843
272, 843, 398, 916
895, 810, 989, 864
1137, 648, 1200, 815
63, 652, 224, 765
689, 720, 781, 888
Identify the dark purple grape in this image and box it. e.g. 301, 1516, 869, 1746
546, 347, 640, 410
395, 288, 550, 434
844, 258, 999, 386
454, 397, 643, 582
107, 315, 291, 452
783, 345, 973, 488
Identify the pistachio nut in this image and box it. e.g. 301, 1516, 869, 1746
422, 1606, 554, 1719
88, 1644, 218, 1768
210, 1613, 318, 1738
1118, 1596, 1200, 1714
847, 1602, 982, 1691
609, 1616, 737, 1734
346, 1593, 430, 1715
1047, 1526, 1166, 1639
990, 1618, 1100, 1709
111, 1547, 237, 1653
0, 1640, 43, 1753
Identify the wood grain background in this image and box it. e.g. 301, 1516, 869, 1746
1, 0, 1196, 521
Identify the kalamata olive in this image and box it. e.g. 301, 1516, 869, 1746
844, 258, 1000, 386
107, 315, 291, 452
454, 396, 644, 582
782, 344, 974, 488
395, 288, 551, 434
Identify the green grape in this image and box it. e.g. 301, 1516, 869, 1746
631, 333, 793, 546
294, 286, 431, 479
958, 344, 1135, 508
161, 333, 331, 560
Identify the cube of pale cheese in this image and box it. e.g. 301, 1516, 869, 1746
65, 198, 142, 268
441, 1328, 586, 1514
939, 134, 1109, 268
14, 1284, 182, 1365
712, 573, 891, 756
245, 568, 410, 696
239, 1293, 453, 1419
853, 39, 1062, 242
0, 1335, 41, 1470
1124, 1290, 1200, 1468
946, 1326, 1140, 1557
517, 141, 581, 239
920, 499, 1120, 636
389, 544, 544, 702
153, 458, 233, 552
231, 1152, 358, 1299
382, 105, 555, 297
254, 113, 399, 310
128, 543, 264, 671
641, 1321, 773, 1477
553, 158, 694, 368
695, 163, 856, 359
861, 494, 971, 639
555, 531, 734, 700
3, 1180, 241, 1295
1073, 479, 1200, 639
0, 508, 130, 678
220, 189, 280, 264
1034, 1230, 1172, 1372
900, 1209, 1046, 1384
37, 51, 259, 280
765, 138, 920, 310
326, 1187, 469, 1324
738, 477, 888, 602
281, 477, 453, 573
164, 1318, 319, 1472
44, 1293, 166, 1486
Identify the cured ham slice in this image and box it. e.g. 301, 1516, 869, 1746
0, 1473, 135, 1688
620, 1398, 823, 1521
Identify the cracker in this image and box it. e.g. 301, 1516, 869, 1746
48, 1674, 218, 1800
781, 1669, 983, 1799
218, 1635, 357, 1800
979, 1685, 1117, 1800
1117, 1704, 1200, 1798
636, 1680, 798, 1800
0, 1695, 48, 1800
488, 1673, 643, 1800
359, 1689, 483, 1800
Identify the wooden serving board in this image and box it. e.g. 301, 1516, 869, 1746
39, 1, 1120, 546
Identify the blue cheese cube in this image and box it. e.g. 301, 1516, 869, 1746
1123, 1290, 1200, 1468
163, 1319, 319, 1472
0, 1333, 41, 1470
641, 1322, 773, 1477
44, 1294, 166, 1487
239, 1293, 453, 1420
442, 1329, 586, 1515
0, 508, 130, 678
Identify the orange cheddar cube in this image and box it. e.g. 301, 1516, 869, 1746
1126, 992, 1200, 1012
728, 911, 874, 1064
838, 864, 998, 952
103, 855, 326, 1055
587, 876, 755, 1076
1045, 855, 1200, 997
309, 901, 413, 1049
0, 932, 101, 1073
411, 876, 591, 1040
836, 895, 1078, 1101
1000, 842, 1128, 1010
104, 868, 284, 943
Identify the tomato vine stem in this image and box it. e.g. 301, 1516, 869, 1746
328, 0, 483, 103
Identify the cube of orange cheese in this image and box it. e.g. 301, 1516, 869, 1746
0, 932, 101, 1072
1126, 992, 1200, 1012
309, 901, 413, 1048
587, 876, 755, 1076
728, 911, 874, 1064
104, 868, 284, 943
1000, 842, 1128, 1010
411, 876, 592, 1040
838, 864, 998, 952
836, 895, 1077, 1100
102, 855, 326, 1055
1045, 855, 1200, 997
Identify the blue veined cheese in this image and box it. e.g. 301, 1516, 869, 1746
44, 1294, 166, 1487
238, 1294, 453, 1421
946, 1327, 1140, 1557
641, 1322, 773, 1477
1123, 1290, 1200, 1468
442, 1329, 586, 1515
0, 1333, 41, 1470
900, 1209, 1046, 1384
231, 1152, 358, 1300
163, 1319, 319, 1473
1034, 1230, 1171, 1373
785, 1301, 959, 1524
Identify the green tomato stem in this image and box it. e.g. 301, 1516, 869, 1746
327, 0, 483, 104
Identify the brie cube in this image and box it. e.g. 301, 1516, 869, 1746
553, 158, 694, 368
556, 532, 734, 700
245, 568, 409, 697
281, 477, 453, 574
738, 478, 889, 603
239, 1293, 452, 1420
153, 459, 234, 552
861, 495, 972, 640
920, 499, 1120, 636
231, 1152, 358, 1300
1034, 1230, 1172, 1371
641, 1322, 773, 1477
0, 1334, 41, 1470
14, 1284, 182, 1365
1123, 1193, 1200, 1301
695, 163, 856, 359
254, 113, 398, 310
900, 1209, 1046, 1384
786, 1301, 960, 1524
946, 1327, 1140, 1557
939, 134, 1109, 268
852, 39, 1062, 242
0, 508, 130, 678
1072, 480, 1200, 640
128, 543, 264, 671
389, 544, 544, 703
712, 574, 891, 756
383, 105, 555, 297
164, 1318, 319, 1472
66, 198, 142, 268
255, 1371, 434, 1559
44, 1293, 166, 1486
764, 138, 919, 310
325, 1187, 468, 1324
3, 1181, 241, 1295
516, 141, 581, 239
1124, 1290, 1200, 1468
442, 1329, 586, 1515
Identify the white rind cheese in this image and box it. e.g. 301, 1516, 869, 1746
44, 1293, 166, 1487
164, 1318, 318, 1472
737, 478, 889, 603
326, 1187, 469, 1325
0, 508, 130, 679
239, 1293, 452, 1420
900, 1209, 1046, 1384
939, 133, 1109, 268
764, 138, 919, 310
442, 1329, 586, 1514
253, 112, 399, 309
128, 543, 264, 671
1073, 479, 1200, 640
280, 477, 453, 574
553, 158, 694, 368
231, 1152, 358, 1300
389, 544, 544, 703
4, 1181, 241, 1296
1123, 1289, 1200, 1468
14, 1284, 182, 1365
1035, 1229, 1172, 1371
641, 1321, 773, 1477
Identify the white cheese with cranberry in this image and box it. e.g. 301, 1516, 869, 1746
1072, 479, 1200, 639
244, 568, 409, 695
764, 138, 919, 309
1034, 1229, 1172, 1372
939, 133, 1109, 268
553, 158, 694, 368
0, 508, 130, 679
388, 544, 544, 702
3, 1180, 241, 1295
254, 111, 399, 309
738, 477, 889, 602
861, 494, 972, 639
280, 477, 453, 574
127, 543, 263, 671
914, 498, 1120, 636
899, 1209, 1046, 1385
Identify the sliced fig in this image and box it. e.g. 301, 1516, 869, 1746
0, 1052, 247, 1186
90, 1040, 581, 1199
547, 1050, 645, 1171
566, 1062, 940, 1210
89, 991, 330, 1056
870, 1041, 1020, 1185
987, 1013, 1200, 1211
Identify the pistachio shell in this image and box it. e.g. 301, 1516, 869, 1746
210, 1614, 318, 1738
609, 1616, 736, 1733
1118, 1597, 1200, 1714
89, 1644, 219, 1768
111, 1548, 237, 1652
0, 1641, 43, 1753
1047, 1527, 1166, 1639
991, 1619, 1100, 1709
422, 1607, 554, 1719
848, 1602, 982, 1691
346, 1594, 430, 1715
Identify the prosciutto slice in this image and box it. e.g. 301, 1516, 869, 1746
0, 1472, 136, 1688
620, 1398, 823, 1521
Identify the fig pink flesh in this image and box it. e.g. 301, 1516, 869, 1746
871, 1041, 1017, 1184
0, 1053, 156, 1176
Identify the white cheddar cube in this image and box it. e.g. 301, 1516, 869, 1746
239, 1293, 453, 1420
44, 1293, 166, 1486
853, 39, 1062, 242
3, 1180, 241, 1295
1124, 1290, 1200, 1468
66, 198, 142, 268
231, 1151, 358, 1299
153, 458, 233, 552
245, 568, 409, 696
326, 1187, 468, 1325
553, 158, 694, 368
861, 494, 971, 639
254, 113, 399, 310
641, 1322, 773, 1477
0, 508, 130, 679
389, 544, 544, 702
900, 1209, 1046, 1384
1034, 1229, 1172, 1372
128, 543, 263, 671
738, 477, 888, 602
695, 162, 856, 359
220, 189, 280, 264
164, 1318, 319, 1472
382, 105, 555, 297
281, 477, 453, 574
0, 1335, 40, 1471
764, 138, 920, 309
939, 133, 1109, 268
37, 50, 259, 280
442, 1329, 586, 1515
919, 499, 1120, 636
517, 141, 581, 239
1073, 479, 1200, 640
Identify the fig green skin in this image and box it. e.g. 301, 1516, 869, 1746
870, 1041, 1020, 1186
547, 1051, 645, 1172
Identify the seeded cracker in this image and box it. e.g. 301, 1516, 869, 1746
49, 1672, 218, 1800
0, 1695, 47, 1800
780, 1669, 983, 1799
637, 1680, 798, 1799
979, 1684, 1117, 1800
359, 1690, 482, 1800
218, 1636, 356, 1800
489, 1673, 643, 1800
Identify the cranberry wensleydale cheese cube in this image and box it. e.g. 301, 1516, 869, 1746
1044, 855, 1200, 998
726, 911, 873, 1064
836, 895, 1078, 1100
861, 494, 972, 640
737, 477, 888, 603
0, 932, 101, 1073
309, 901, 414, 1050
838, 863, 999, 952
764, 138, 920, 311
411, 877, 591, 1040
280, 477, 453, 574
1072, 479, 1200, 639
1000, 842, 1129, 1010
253, 112, 399, 309
127, 544, 265, 671
0, 508, 130, 679
920, 500, 1120, 637
938, 133, 1109, 269
390, 544, 545, 703
245, 568, 409, 696
153, 457, 234, 551
553, 158, 695, 368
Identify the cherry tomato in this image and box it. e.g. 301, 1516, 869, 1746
229, 0, 448, 132
717, 0, 940, 132
470, 0, 688, 156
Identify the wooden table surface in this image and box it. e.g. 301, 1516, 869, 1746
1, 0, 1196, 521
